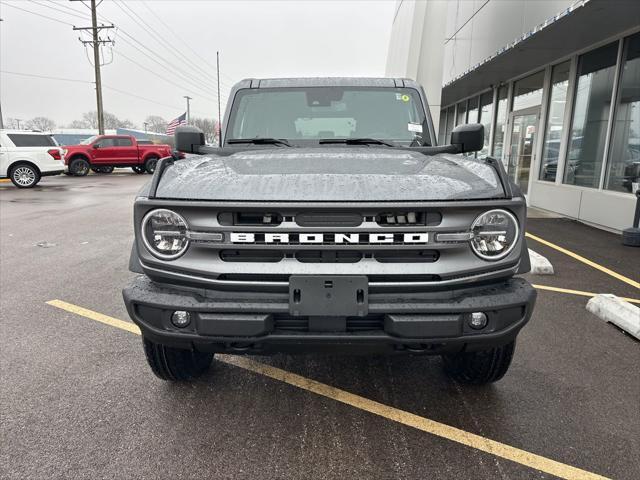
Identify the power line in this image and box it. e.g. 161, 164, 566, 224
27, 0, 87, 21
114, 50, 218, 105
4, 2, 226, 117
25, 0, 236, 96
44, 0, 92, 18
113, 0, 235, 93
5, 2, 219, 105
0, 70, 211, 116
139, 0, 237, 86
113, 0, 218, 86
114, 30, 222, 101
1, 70, 92, 84
2, 2, 76, 26
39, 0, 224, 100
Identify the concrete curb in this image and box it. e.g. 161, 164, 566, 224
528, 249, 554, 275
586, 294, 640, 340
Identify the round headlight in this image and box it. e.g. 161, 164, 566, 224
470, 209, 519, 261
141, 209, 189, 259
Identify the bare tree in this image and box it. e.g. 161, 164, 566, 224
68, 111, 135, 130
104, 112, 135, 129
25, 117, 56, 131
192, 117, 217, 144
5, 118, 22, 129
144, 115, 168, 133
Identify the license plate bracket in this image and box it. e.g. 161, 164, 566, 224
289, 275, 368, 317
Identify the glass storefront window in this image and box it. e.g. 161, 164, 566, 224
445, 105, 455, 141
606, 33, 640, 193
540, 61, 571, 182
564, 42, 619, 188
438, 109, 447, 145
492, 86, 509, 161
478, 91, 494, 157
456, 101, 467, 126
513, 71, 545, 111
467, 97, 479, 124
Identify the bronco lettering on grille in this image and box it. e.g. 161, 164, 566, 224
229, 232, 429, 244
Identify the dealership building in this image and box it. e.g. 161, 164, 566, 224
386, 0, 640, 232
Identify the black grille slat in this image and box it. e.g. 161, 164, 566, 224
295, 251, 363, 263
374, 250, 439, 263
274, 314, 384, 332
220, 250, 284, 262
296, 212, 363, 227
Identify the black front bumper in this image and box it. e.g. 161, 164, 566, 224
122, 276, 536, 355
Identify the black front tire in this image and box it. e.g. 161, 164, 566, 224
143, 337, 213, 381
9, 163, 41, 188
144, 156, 159, 174
442, 341, 515, 385
69, 158, 90, 176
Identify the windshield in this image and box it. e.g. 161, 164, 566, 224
80, 136, 98, 145
226, 87, 430, 146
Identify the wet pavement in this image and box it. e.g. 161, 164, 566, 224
1, 173, 638, 479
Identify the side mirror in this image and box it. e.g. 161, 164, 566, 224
92, 143, 99, 149
450, 123, 484, 153
175, 125, 205, 153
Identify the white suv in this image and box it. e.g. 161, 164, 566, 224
0, 130, 65, 188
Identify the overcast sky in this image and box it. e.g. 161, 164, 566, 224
0, 0, 397, 128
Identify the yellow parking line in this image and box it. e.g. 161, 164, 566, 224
46, 300, 141, 334
526, 232, 640, 290
47, 299, 609, 480
532, 284, 640, 305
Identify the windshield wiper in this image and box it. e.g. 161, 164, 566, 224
318, 138, 396, 147
227, 138, 292, 147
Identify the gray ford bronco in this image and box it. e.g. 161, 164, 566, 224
123, 78, 536, 384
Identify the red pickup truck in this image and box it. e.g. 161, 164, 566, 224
64, 135, 172, 176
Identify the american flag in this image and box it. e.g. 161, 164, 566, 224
166, 112, 187, 135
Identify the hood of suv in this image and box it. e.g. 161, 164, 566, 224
152, 147, 505, 201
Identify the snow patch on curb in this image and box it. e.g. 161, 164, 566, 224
528, 249, 554, 275
586, 294, 640, 340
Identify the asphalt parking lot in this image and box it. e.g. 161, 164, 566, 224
1, 173, 638, 480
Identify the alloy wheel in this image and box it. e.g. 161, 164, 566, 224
12, 166, 37, 187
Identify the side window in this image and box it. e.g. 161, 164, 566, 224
7, 134, 56, 147
116, 137, 133, 147
95, 138, 116, 148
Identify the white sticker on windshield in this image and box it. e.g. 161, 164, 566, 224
408, 123, 423, 133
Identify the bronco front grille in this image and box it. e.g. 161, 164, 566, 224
218, 249, 439, 263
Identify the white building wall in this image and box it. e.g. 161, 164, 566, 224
385, 0, 640, 233
442, 0, 576, 84
385, 0, 426, 80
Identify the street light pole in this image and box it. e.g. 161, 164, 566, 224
183, 96, 192, 124
143, 122, 148, 133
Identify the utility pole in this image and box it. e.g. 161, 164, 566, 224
71, 0, 114, 135
184, 96, 192, 124
217, 51, 221, 145
143, 122, 149, 133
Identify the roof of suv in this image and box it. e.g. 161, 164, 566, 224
235, 77, 420, 89
0, 129, 49, 134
